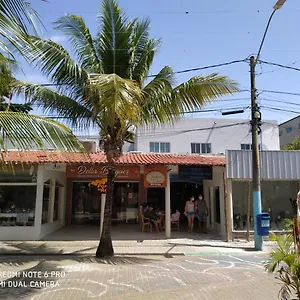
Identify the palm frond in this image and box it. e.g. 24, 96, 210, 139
170, 73, 239, 112
85, 73, 144, 125
54, 14, 102, 73
131, 38, 161, 86
21, 37, 87, 99
97, 0, 133, 78
0, 111, 85, 152
12, 81, 93, 129
0, 0, 43, 36
0, 0, 44, 58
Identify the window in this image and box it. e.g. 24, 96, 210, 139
149, 142, 170, 153
191, 143, 212, 154
298, 123, 300, 129
241, 144, 251, 150
279, 131, 283, 137
241, 144, 261, 150
286, 127, 292, 133
0, 186, 36, 227
42, 181, 50, 224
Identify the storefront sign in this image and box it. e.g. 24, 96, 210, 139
144, 165, 167, 188
177, 166, 213, 181
66, 164, 140, 180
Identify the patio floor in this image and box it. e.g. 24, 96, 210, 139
42, 223, 223, 241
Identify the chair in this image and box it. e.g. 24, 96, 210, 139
171, 213, 181, 231
139, 213, 152, 232
16, 213, 29, 226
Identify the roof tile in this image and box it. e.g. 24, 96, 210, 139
1, 151, 225, 166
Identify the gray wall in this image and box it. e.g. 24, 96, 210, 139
279, 115, 300, 148
136, 118, 279, 154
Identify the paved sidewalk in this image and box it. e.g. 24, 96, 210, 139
0, 238, 277, 256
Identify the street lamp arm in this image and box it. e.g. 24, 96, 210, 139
256, 9, 276, 62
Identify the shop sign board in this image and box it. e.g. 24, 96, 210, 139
66, 164, 140, 180
144, 165, 167, 188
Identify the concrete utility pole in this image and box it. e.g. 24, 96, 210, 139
251, 0, 286, 251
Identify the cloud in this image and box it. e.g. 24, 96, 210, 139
49, 35, 67, 43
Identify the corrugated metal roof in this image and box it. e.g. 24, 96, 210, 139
226, 150, 300, 179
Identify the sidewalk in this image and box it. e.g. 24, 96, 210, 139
0, 238, 277, 256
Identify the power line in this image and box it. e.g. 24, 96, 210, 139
25, 59, 247, 86
261, 105, 300, 115
258, 60, 300, 73
258, 89, 300, 97
257, 59, 300, 76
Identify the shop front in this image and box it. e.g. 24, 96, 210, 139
66, 164, 141, 225
226, 150, 300, 240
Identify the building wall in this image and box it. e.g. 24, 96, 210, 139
135, 118, 279, 154
203, 166, 226, 238
279, 116, 300, 148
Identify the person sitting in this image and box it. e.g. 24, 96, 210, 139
171, 209, 180, 222
144, 205, 161, 232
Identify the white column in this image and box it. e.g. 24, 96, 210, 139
59, 187, 65, 225
227, 179, 233, 241
100, 193, 106, 238
34, 165, 44, 229
48, 178, 55, 223
165, 172, 171, 238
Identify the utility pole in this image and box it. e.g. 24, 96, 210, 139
250, 55, 262, 250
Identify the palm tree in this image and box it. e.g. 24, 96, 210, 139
14, 0, 239, 258
265, 233, 300, 299
0, 0, 85, 153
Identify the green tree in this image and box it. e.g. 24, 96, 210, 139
283, 137, 300, 150
14, 0, 239, 258
265, 233, 300, 300
0, 0, 84, 152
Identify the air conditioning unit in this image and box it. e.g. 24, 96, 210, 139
81, 141, 97, 152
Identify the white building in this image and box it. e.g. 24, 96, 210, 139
279, 115, 300, 148
134, 118, 280, 154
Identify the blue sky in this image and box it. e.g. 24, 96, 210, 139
17, 0, 300, 133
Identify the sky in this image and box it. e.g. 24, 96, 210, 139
16, 0, 300, 134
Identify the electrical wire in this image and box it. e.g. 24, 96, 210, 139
26, 59, 248, 87
258, 60, 300, 73
257, 59, 300, 76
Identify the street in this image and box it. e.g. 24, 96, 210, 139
0, 251, 278, 300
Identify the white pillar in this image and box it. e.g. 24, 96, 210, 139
48, 178, 55, 223
165, 172, 171, 238
34, 165, 44, 230
100, 193, 106, 238
227, 179, 233, 241
59, 187, 65, 225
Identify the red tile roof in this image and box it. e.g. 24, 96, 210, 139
1, 151, 226, 166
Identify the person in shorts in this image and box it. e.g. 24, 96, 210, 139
184, 196, 195, 233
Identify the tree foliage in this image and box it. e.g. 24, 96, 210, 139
283, 137, 300, 151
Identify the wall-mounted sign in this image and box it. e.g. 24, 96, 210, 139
175, 166, 213, 182
144, 165, 167, 188
66, 164, 140, 180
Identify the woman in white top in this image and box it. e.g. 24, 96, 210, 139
184, 196, 195, 233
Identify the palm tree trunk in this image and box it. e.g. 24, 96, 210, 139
96, 166, 115, 258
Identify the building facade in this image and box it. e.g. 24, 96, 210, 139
0, 151, 227, 240
134, 118, 280, 154
279, 115, 300, 148
226, 150, 300, 239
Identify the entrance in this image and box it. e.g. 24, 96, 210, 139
170, 182, 203, 214
71, 181, 139, 225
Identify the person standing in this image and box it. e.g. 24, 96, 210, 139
195, 194, 208, 233
184, 197, 195, 233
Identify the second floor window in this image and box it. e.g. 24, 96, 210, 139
149, 142, 170, 153
241, 144, 261, 150
191, 143, 212, 154
286, 127, 292, 133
